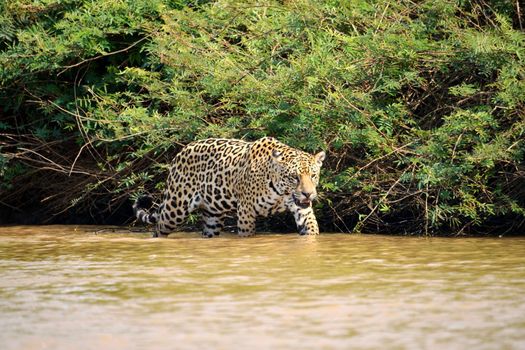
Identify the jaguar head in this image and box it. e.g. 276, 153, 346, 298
271, 148, 325, 208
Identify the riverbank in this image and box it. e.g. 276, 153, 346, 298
1, 1, 524, 235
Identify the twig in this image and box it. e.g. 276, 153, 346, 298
57, 36, 150, 76
451, 132, 464, 162
13, 148, 96, 176
0, 199, 23, 212
347, 142, 415, 181
374, 3, 390, 34
424, 182, 429, 236
354, 167, 410, 232
326, 200, 352, 233
517, 0, 523, 30
68, 141, 94, 176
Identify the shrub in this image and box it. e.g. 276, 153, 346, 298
1, 0, 524, 234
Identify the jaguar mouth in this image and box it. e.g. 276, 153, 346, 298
293, 194, 311, 209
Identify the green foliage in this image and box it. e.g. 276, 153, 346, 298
1, 0, 524, 234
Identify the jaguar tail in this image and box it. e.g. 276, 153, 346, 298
133, 195, 158, 224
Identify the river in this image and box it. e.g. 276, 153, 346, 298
1, 226, 524, 349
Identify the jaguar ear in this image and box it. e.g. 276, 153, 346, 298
315, 151, 326, 165
272, 150, 283, 162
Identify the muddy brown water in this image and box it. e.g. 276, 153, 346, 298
0, 226, 524, 350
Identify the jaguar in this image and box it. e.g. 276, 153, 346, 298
133, 137, 325, 237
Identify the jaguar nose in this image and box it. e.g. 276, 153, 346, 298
302, 191, 315, 200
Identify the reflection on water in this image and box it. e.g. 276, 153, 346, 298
1, 226, 525, 349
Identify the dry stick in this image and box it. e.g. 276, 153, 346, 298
17, 147, 66, 172
70, 64, 103, 175
424, 182, 430, 236
14, 150, 95, 176
354, 167, 410, 233
374, 2, 390, 34
10, 135, 99, 177
57, 36, 150, 76
46, 100, 186, 168
386, 190, 423, 204
326, 200, 352, 233
450, 132, 464, 162
24, 83, 112, 173
0, 199, 23, 212
347, 142, 415, 181
506, 139, 522, 152
35, 99, 99, 176
518, 0, 523, 30
69, 141, 95, 176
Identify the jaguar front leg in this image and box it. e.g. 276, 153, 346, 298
289, 203, 320, 235
237, 202, 256, 237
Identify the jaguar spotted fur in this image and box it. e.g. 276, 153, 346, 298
133, 137, 325, 237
